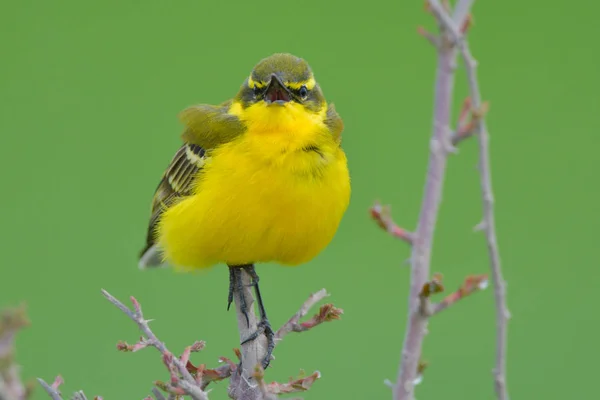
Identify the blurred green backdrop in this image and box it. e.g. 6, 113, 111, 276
1, 1, 598, 399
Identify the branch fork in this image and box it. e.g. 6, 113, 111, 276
38, 287, 341, 400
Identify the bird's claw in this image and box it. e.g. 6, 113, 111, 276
241, 318, 275, 369
228, 264, 274, 368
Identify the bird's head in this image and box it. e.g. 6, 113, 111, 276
230, 53, 329, 134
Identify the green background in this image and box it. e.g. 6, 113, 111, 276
1, 1, 598, 399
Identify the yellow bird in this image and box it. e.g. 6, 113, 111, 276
138, 53, 350, 367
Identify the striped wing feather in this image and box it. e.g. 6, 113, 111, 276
139, 143, 206, 265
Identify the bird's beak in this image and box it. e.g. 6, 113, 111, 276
264, 74, 291, 105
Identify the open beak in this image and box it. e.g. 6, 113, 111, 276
264, 73, 291, 105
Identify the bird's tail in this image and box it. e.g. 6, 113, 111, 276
138, 244, 168, 269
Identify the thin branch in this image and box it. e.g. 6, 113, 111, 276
389, 2, 509, 400
227, 269, 266, 400
459, 31, 510, 400
71, 391, 88, 400
101, 290, 208, 400
253, 365, 321, 398
370, 203, 415, 244
432, 4, 510, 399
0, 304, 32, 400
36, 379, 61, 400
252, 366, 277, 400
198, 364, 233, 389
151, 387, 167, 400
39, 285, 341, 400
429, 274, 488, 315
417, 26, 440, 48
452, 0, 475, 28
393, 1, 460, 397
275, 289, 342, 342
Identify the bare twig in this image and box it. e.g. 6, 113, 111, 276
151, 387, 167, 400
100, 290, 208, 400
429, 274, 489, 315
39, 285, 340, 400
0, 304, 32, 400
383, 1, 508, 399
253, 365, 320, 399
452, 0, 475, 29
457, 26, 510, 400
430, 4, 509, 399
393, 1, 460, 397
370, 203, 415, 244
36, 379, 61, 400
252, 366, 277, 400
70, 391, 88, 400
275, 289, 342, 341
417, 26, 440, 48
36, 377, 95, 400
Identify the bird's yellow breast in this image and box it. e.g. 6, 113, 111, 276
157, 103, 350, 270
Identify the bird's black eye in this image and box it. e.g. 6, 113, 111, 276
253, 86, 261, 97
299, 85, 308, 99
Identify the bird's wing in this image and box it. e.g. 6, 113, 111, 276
324, 103, 344, 144
138, 102, 245, 269
138, 143, 207, 268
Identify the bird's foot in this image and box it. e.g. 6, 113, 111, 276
241, 317, 275, 369
228, 264, 274, 368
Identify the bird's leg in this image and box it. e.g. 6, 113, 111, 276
240, 264, 275, 369
227, 266, 235, 311
227, 266, 249, 327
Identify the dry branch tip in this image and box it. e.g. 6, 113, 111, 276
370, 202, 414, 244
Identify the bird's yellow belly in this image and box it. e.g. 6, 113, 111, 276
158, 141, 350, 270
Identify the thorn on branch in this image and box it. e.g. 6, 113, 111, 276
370, 202, 414, 244
473, 220, 487, 232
